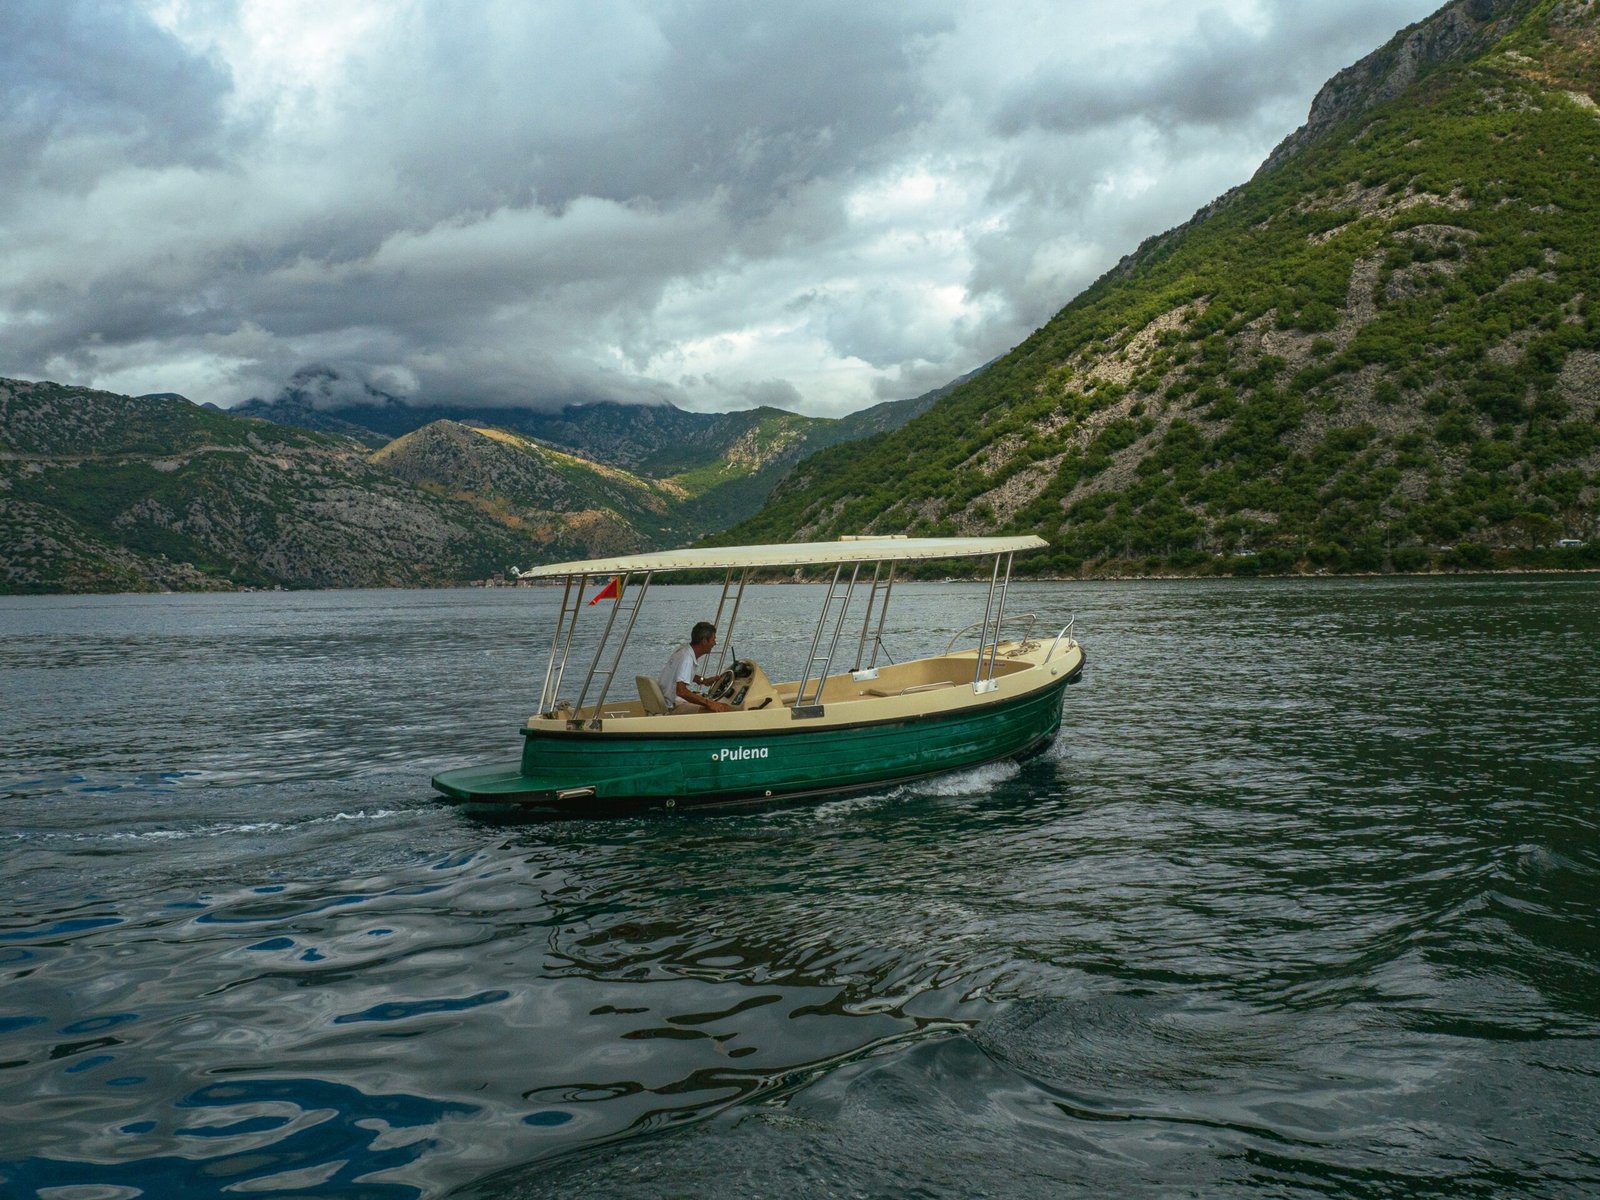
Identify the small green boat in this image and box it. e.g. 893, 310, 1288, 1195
431, 535, 1085, 816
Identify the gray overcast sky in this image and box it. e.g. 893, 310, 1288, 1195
0, 0, 1441, 417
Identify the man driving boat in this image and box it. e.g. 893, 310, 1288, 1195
657, 621, 732, 713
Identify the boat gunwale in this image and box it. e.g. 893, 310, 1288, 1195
522, 642, 1084, 738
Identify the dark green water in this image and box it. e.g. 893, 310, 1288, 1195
1, 576, 1596, 1198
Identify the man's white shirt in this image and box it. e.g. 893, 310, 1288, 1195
657, 644, 698, 705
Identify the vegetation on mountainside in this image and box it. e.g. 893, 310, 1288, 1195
725, 0, 1600, 577
372, 421, 679, 556
241, 384, 946, 541
0, 375, 944, 592
0, 382, 549, 593
0, 371, 944, 592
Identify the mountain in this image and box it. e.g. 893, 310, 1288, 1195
233, 372, 723, 461
234, 365, 949, 530
0, 379, 559, 593
370, 420, 679, 557
725, 0, 1600, 575
0, 369, 953, 593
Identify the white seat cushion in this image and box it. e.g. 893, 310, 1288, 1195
636, 675, 670, 716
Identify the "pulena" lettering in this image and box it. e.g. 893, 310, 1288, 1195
717, 746, 769, 762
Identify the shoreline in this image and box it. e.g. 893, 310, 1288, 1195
5, 563, 1600, 599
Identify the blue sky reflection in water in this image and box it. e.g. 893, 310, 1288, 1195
1, 577, 1598, 1198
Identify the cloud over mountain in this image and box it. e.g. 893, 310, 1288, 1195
0, 0, 1440, 415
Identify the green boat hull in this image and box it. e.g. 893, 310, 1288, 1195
432, 671, 1074, 816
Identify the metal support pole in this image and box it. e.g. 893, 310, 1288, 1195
982, 552, 1014, 685
819, 562, 861, 685
798, 564, 841, 700
852, 561, 881, 671
710, 568, 734, 674
868, 564, 895, 669
547, 574, 590, 713
712, 567, 749, 673
973, 555, 1001, 690
539, 573, 574, 714
574, 571, 631, 712
584, 572, 652, 725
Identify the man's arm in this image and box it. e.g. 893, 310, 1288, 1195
676, 680, 730, 713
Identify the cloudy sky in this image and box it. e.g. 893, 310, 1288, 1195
1, 0, 1443, 417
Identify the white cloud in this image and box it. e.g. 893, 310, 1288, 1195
0, 0, 1444, 415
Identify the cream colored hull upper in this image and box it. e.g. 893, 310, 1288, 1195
529, 638, 1085, 735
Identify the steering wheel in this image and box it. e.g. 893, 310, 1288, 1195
706, 659, 755, 703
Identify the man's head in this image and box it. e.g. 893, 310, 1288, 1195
690, 621, 717, 654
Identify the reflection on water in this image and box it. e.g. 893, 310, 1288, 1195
1, 577, 1598, 1198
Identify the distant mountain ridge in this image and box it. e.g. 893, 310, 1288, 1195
370, 420, 678, 557
724, 0, 1600, 576
233, 366, 950, 471
0, 368, 963, 592
232, 368, 961, 540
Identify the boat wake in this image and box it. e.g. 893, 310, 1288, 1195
909, 759, 1022, 797
11, 807, 403, 845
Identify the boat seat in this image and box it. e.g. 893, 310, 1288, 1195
865, 680, 955, 698
636, 675, 670, 716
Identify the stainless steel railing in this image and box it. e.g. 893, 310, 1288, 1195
943, 611, 1038, 656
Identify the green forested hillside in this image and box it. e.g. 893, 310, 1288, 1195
728, 0, 1600, 576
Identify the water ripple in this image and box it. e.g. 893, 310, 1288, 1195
2, 579, 1598, 1197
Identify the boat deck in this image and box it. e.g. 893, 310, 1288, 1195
531, 642, 1074, 734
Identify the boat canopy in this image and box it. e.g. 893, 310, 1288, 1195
516, 535, 1046, 579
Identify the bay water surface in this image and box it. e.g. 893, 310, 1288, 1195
2, 576, 1597, 1198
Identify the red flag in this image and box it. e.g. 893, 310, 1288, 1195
587, 576, 621, 605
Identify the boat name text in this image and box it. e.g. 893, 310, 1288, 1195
718, 746, 769, 762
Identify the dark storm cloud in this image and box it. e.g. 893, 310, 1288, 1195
0, 0, 234, 182
380, 3, 950, 217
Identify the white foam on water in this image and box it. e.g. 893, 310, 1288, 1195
782, 759, 1029, 826
806, 791, 894, 820
105, 820, 288, 842
29, 808, 400, 845
910, 759, 1022, 798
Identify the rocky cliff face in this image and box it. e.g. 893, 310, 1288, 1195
1258, 0, 1534, 175
1108, 0, 1549, 286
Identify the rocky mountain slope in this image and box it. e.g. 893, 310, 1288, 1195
234, 368, 949, 532
726, 0, 1600, 575
0, 372, 951, 592
370, 420, 678, 557
0, 380, 555, 592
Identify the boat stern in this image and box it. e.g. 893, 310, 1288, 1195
430, 762, 592, 806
